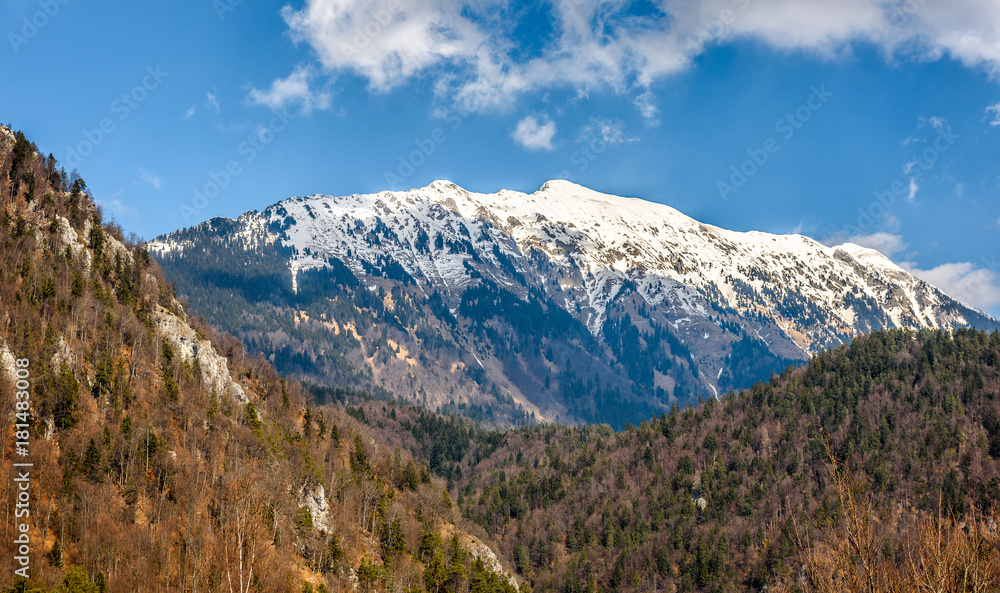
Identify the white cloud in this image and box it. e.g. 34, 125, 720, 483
902, 261, 1000, 312
184, 105, 196, 119
270, 0, 1000, 113
843, 232, 907, 258
987, 102, 1000, 126
247, 65, 331, 114
513, 115, 556, 151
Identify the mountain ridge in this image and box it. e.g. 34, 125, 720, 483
150, 179, 998, 426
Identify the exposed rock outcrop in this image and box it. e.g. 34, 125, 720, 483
468, 541, 519, 591
0, 340, 17, 383
299, 482, 331, 533
153, 305, 248, 404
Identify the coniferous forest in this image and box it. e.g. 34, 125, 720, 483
2, 125, 1000, 593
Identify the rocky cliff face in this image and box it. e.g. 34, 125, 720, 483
150, 180, 998, 426
153, 305, 248, 405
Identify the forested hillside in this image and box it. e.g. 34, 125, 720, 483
341, 328, 1000, 591
0, 126, 518, 593
473, 329, 1000, 591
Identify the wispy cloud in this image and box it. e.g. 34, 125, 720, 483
247, 65, 331, 114
136, 167, 163, 190
206, 91, 220, 115
97, 197, 131, 217
269, 0, 1000, 114
987, 102, 1000, 126
634, 90, 660, 125
578, 118, 634, 146
184, 105, 196, 119
101, 165, 165, 214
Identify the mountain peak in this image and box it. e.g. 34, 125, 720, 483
835, 242, 907, 273
423, 179, 461, 191
538, 179, 587, 193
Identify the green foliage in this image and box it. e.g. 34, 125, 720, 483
242, 402, 262, 429
82, 439, 102, 482
356, 557, 386, 593
161, 340, 174, 364
403, 459, 420, 491
295, 506, 313, 531
50, 364, 79, 430
379, 518, 405, 557
52, 566, 100, 593
46, 538, 63, 568
6, 565, 102, 593
162, 368, 179, 401
350, 434, 369, 475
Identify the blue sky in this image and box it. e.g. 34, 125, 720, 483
2, 0, 1000, 316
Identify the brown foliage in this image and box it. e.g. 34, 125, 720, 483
794, 442, 1000, 593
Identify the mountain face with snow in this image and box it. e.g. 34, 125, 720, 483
149, 180, 998, 427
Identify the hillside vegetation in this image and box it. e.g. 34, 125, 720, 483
0, 126, 517, 593
447, 328, 1000, 591
337, 328, 1000, 591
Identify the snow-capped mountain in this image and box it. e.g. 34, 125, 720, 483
149, 180, 998, 426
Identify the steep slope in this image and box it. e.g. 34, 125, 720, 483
151, 181, 996, 427
0, 126, 518, 593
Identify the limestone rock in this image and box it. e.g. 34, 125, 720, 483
468, 541, 519, 591
299, 482, 330, 533
153, 305, 248, 404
